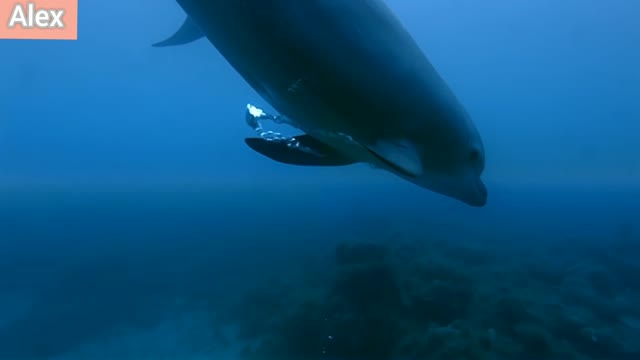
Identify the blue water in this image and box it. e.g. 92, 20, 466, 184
1, 0, 639, 359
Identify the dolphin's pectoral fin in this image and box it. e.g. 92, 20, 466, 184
366, 140, 423, 178
244, 103, 355, 166
153, 16, 204, 47
245, 136, 356, 166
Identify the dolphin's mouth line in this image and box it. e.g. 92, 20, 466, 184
365, 148, 419, 179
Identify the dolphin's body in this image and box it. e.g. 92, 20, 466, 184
156, 0, 488, 206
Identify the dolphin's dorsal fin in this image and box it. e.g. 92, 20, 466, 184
153, 16, 204, 47
366, 140, 423, 178
245, 136, 356, 166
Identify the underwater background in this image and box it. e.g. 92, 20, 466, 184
1, 0, 639, 359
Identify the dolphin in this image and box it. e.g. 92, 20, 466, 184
154, 0, 488, 207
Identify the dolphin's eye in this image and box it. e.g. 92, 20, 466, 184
469, 149, 479, 162
469, 148, 484, 172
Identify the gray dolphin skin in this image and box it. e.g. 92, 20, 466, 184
155, 0, 488, 207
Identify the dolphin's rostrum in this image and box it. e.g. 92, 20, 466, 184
155, 0, 488, 207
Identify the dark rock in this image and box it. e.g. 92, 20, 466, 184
552, 310, 626, 359
225, 284, 289, 340
330, 262, 403, 314
438, 243, 496, 267
514, 323, 553, 357
523, 259, 566, 287
335, 242, 388, 267
585, 267, 617, 298
494, 296, 539, 334
408, 280, 473, 326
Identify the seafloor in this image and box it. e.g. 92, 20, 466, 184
0, 182, 638, 360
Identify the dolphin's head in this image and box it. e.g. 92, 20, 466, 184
366, 99, 487, 207
416, 138, 487, 207
412, 104, 488, 207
